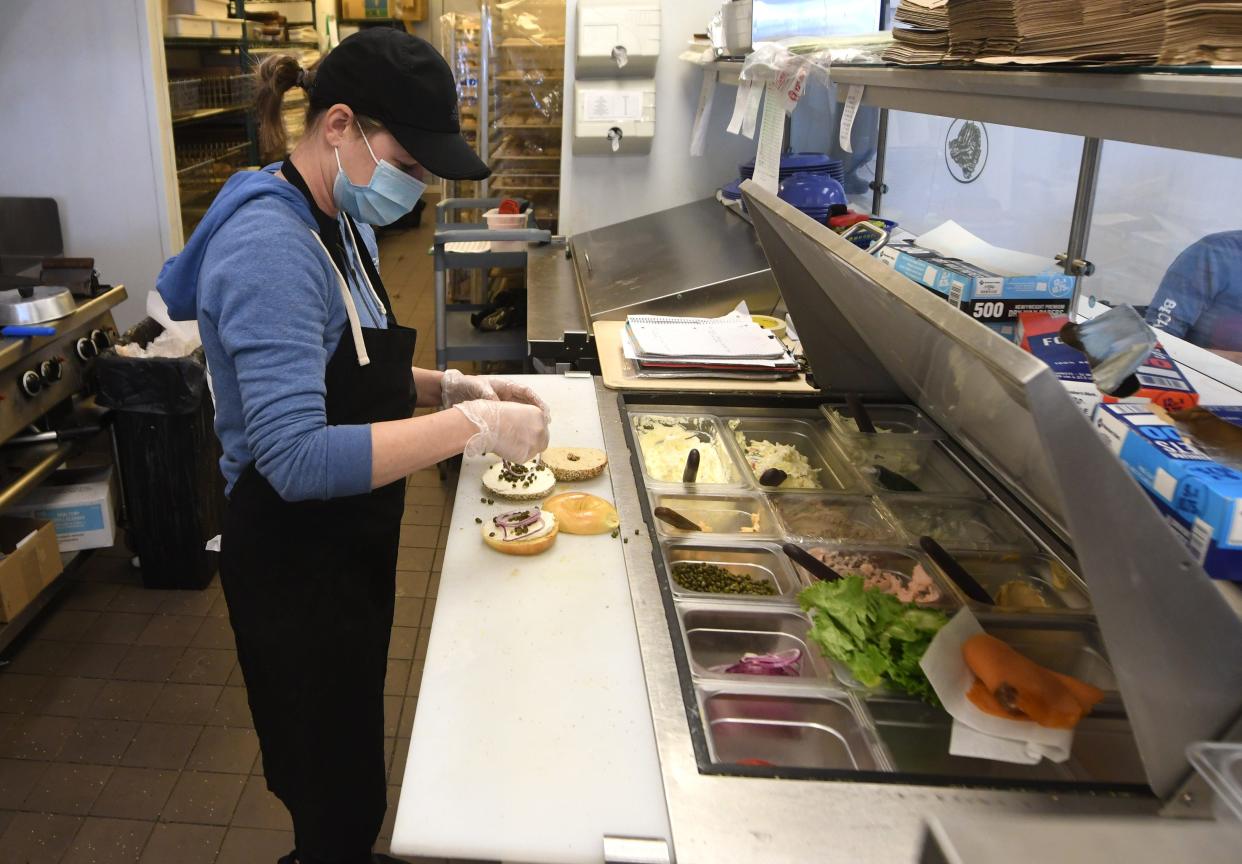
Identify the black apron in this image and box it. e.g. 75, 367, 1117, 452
220, 162, 417, 863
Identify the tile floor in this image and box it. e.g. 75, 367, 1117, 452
0, 217, 468, 863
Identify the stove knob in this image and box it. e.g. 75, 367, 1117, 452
91, 329, 113, 351
75, 337, 98, 361
40, 358, 63, 383
20, 370, 43, 397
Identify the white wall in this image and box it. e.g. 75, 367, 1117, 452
0, 0, 178, 332
557, 0, 760, 235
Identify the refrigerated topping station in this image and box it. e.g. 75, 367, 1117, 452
391, 181, 1242, 863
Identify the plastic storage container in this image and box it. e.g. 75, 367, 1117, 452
169, 0, 228, 17
212, 18, 244, 39
483, 208, 528, 252
166, 15, 214, 38
94, 318, 225, 590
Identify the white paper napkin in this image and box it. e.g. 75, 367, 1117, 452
920, 609, 1074, 765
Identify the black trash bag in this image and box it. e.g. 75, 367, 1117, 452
93, 318, 207, 415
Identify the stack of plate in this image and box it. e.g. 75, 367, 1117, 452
738, 152, 845, 184
719, 177, 744, 201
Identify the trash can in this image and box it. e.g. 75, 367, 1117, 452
94, 318, 225, 589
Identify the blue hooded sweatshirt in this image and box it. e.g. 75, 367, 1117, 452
157, 166, 388, 501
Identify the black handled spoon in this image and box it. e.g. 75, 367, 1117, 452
918, 535, 993, 605
654, 506, 703, 533
782, 543, 842, 583
846, 393, 877, 434
683, 448, 700, 484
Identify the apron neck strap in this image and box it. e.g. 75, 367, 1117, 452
308, 229, 370, 367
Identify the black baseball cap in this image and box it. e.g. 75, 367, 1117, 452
309, 28, 490, 181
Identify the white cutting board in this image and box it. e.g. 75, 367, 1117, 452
391, 375, 672, 864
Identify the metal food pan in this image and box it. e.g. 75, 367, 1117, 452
863, 697, 1146, 785
700, 689, 882, 771
830, 436, 983, 498
628, 410, 747, 489
663, 542, 802, 602
788, 545, 961, 610
880, 496, 1037, 552
650, 492, 779, 540
679, 604, 833, 683
934, 551, 1092, 614
985, 623, 1117, 694
770, 493, 903, 545
821, 402, 943, 441
721, 416, 865, 493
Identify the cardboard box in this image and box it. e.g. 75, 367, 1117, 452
878, 241, 1075, 340
1093, 402, 1242, 581
1021, 323, 1100, 418
0, 517, 63, 622
6, 467, 116, 552
1018, 312, 1199, 414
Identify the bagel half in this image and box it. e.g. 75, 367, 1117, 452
541, 447, 607, 482
482, 510, 559, 555
543, 492, 619, 535
482, 459, 556, 501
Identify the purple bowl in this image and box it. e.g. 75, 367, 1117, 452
740, 152, 841, 180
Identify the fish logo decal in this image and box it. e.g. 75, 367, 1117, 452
945, 119, 989, 184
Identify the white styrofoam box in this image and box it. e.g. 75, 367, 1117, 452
166, 14, 215, 38
212, 18, 245, 39
576, 0, 661, 76
574, 79, 656, 154
169, 0, 229, 19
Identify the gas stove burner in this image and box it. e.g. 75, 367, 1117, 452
0, 284, 76, 325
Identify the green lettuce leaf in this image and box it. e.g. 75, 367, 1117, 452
798, 575, 948, 703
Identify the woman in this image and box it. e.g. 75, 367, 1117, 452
157, 29, 549, 864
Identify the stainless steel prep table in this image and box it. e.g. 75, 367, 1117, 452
600, 182, 1241, 860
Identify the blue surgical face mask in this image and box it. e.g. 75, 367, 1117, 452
332, 123, 426, 226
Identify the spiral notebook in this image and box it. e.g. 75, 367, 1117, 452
625, 311, 788, 360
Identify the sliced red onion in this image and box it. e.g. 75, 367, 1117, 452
710, 648, 802, 677
494, 508, 542, 529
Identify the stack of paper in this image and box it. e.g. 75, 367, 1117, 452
885, 0, 1242, 66
884, 0, 951, 64
1161, 1, 1242, 64
945, 0, 1021, 59
621, 307, 800, 380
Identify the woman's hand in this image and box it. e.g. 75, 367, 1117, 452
487, 378, 551, 422
456, 399, 549, 463
439, 368, 495, 408
439, 369, 551, 423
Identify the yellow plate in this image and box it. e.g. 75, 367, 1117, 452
750, 314, 787, 340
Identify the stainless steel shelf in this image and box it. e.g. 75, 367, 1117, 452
830, 64, 1242, 158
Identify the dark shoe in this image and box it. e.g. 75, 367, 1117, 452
277, 853, 297, 864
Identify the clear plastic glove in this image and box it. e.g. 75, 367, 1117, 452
440, 368, 496, 409
456, 399, 550, 463
488, 377, 551, 423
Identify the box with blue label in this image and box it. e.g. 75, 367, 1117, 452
878, 241, 1076, 339
7, 466, 116, 552
1092, 402, 1242, 581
